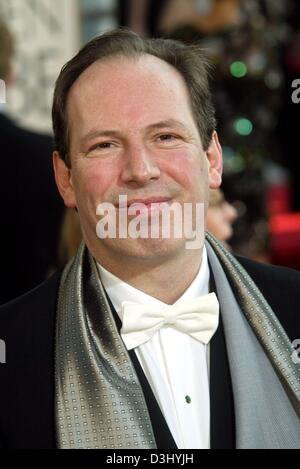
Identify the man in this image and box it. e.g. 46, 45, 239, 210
0, 19, 64, 304
0, 29, 299, 449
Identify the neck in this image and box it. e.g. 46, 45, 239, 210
90, 244, 203, 304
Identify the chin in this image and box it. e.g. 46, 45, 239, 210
103, 236, 189, 262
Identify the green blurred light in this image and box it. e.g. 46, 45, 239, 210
230, 61, 247, 78
234, 118, 253, 136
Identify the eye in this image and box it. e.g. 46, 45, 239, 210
157, 134, 177, 141
85, 141, 118, 157
155, 133, 183, 147
89, 141, 113, 151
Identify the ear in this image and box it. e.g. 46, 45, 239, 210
53, 151, 77, 208
206, 131, 223, 189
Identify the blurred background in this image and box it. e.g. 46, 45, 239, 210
1, 0, 300, 304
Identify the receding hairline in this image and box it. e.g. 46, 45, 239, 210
65, 52, 196, 153
67, 51, 188, 104
52, 29, 217, 165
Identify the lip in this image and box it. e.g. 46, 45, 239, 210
115, 197, 172, 209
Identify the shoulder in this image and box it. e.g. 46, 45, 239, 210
0, 271, 61, 448
237, 255, 300, 292
0, 269, 61, 396
236, 255, 300, 340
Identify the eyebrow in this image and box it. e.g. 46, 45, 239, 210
80, 119, 190, 146
146, 119, 190, 133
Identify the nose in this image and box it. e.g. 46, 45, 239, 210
120, 144, 161, 186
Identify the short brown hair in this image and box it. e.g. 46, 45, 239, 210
52, 29, 216, 167
0, 19, 14, 81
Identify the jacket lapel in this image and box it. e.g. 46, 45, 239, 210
107, 296, 177, 449
128, 349, 178, 449
209, 310, 236, 448
209, 267, 236, 449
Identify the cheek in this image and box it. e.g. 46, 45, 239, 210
73, 161, 117, 202
163, 152, 208, 194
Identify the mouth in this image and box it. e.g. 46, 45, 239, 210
114, 197, 173, 216
115, 197, 172, 208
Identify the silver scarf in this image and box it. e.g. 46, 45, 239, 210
55, 234, 300, 449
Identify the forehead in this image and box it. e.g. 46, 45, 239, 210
67, 54, 196, 133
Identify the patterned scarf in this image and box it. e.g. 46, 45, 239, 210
55, 234, 300, 449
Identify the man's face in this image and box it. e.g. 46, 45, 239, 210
54, 54, 222, 264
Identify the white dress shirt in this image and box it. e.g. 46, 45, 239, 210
97, 246, 216, 449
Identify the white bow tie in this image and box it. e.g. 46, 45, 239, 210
120, 293, 219, 350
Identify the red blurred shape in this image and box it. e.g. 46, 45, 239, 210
269, 212, 300, 269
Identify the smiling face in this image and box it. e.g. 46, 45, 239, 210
53, 54, 222, 268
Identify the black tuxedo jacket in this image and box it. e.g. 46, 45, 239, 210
0, 256, 299, 449
0, 114, 64, 305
